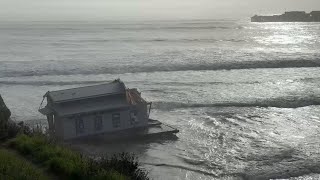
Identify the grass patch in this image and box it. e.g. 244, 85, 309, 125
8, 134, 148, 180
0, 148, 49, 180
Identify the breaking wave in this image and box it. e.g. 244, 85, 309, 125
0, 80, 105, 86
100, 25, 243, 30
146, 38, 246, 43
0, 80, 258, 87
143, 162, 246, 179
1, 59, 320, 78
153, 97, 320, 110
143, 162, 220, 177
59, 38, 246, 43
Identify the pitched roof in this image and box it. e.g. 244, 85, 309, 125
48, 80, 126, 103
52, 95, 129, 117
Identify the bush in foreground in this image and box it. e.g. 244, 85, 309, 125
8, 134, 148, 180
0, 149, 49, 180
98, 153, 149, 180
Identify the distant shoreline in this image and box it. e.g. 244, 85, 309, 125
252, 11, 320, 22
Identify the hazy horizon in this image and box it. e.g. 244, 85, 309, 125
0, 0, 320, 21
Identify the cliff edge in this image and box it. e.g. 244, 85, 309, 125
0, 95, 11, 138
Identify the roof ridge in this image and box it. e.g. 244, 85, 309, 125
50, 81, 122, 93
47, 79, 127, 103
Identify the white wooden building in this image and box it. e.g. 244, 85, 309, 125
39, 79, 151, 140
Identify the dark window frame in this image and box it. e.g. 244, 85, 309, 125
130, 110, 138, 125
75, 116, 84, 134
112, 113, 121, 128
94, 113, 103, 131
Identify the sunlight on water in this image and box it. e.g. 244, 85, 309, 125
253, 23, 318, 51
0, 20, 320, 180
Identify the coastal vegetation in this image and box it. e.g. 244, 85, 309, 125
8, 134, 149, 180
0, 149, 49, 180
0, 94, 149, 180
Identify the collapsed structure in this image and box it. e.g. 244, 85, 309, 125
39, 79, 178, 140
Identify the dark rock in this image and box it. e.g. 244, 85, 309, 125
0, 95, 11, 121
0, 95, 11, 139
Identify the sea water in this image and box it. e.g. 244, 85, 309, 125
0, 20, 320, 179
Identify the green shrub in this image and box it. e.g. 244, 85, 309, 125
47, 157, 83, 179
99, 153, 149, 180
8, 134, 133, 180
6, 120, 20, 138
0, 149, 48, 180
9, 134, 45, 155
93, 169, 127, 180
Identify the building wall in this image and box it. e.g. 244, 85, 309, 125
135, 103, 149, 126
53, 115, 64, 140
59, 105, 149, 140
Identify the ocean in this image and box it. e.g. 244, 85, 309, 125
0, 19, 320, 180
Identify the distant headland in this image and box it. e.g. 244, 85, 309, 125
251, 11, 320, 22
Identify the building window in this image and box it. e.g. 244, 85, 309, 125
130, 110, 138, 125
75, 116, 84, 134
112, 113, 120, 128
94, 114, 103, 131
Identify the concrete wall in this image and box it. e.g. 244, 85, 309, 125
58, 105, 149, 140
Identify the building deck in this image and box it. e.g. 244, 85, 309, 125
66, 119, 179, 143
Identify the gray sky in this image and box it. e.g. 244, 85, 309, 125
0, 0, 320, 21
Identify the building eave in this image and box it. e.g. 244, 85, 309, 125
50, 92, 125, 104
38, 106, 55, 115
56, 105, 131, 118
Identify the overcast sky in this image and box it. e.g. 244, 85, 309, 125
0, 0, 320, 21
